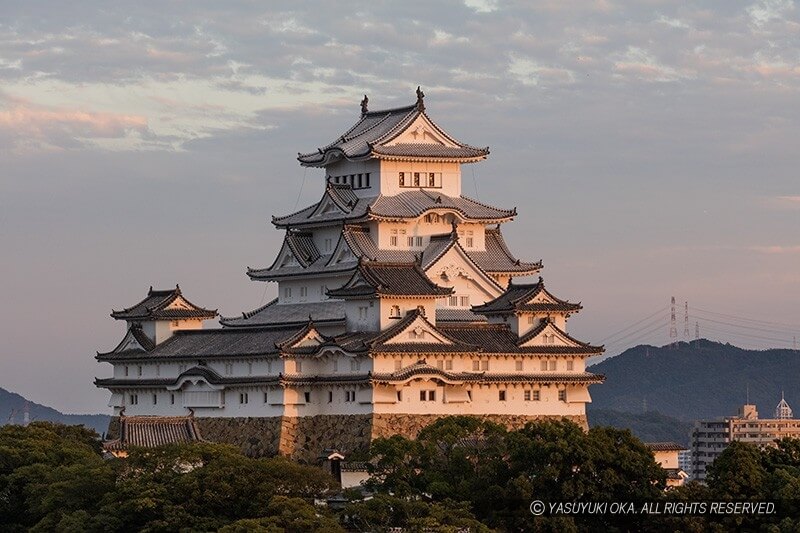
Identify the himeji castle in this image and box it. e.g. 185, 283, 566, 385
96, 89, 605, 460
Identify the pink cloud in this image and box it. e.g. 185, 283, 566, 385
750, 245, 800, 254
0, 94, 149, 151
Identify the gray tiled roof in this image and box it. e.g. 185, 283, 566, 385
472, 279, 582, 315
220, 299, 347, 328
470, 227, 543, 273
369, 190, 515, 221
273, 189, 514, 228
435, 308, 487, 323
372, 362, 604, 384
439, 323, 603, 355
297, 101, 488, 166
111, 286, 217, 321
645, 442, 687, 452
104, 416, 202, 451
327, 261, 453, 298
247, 253, 357, 281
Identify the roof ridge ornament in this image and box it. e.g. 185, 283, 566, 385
416, 86, 425, 112
360, 94, 369, 115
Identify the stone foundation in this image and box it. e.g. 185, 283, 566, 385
371, 413, 588, 440
105, 413, 588, 462
194, 417, 282, 457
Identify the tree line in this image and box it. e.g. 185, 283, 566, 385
1, 417, 798, 531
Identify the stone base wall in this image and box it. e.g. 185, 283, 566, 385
280, 414, 373, 462
371, 413, 588, 440
106, 413, 588, 462
194, 417, 282, 457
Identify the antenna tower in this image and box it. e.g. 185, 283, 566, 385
695, 321, 700, 340
669, 296, 678, 347
683, 301, 690, 339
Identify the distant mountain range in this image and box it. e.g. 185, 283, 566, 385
589, 339, 800, 422
586, 408, 693, 446
0, 387, 110, 435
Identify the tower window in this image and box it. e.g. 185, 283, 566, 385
428, 173, 436, 187
549, 360, 556, 371
239, 392, 249, 404
533, 390, 541, 401
328, 391, 333, 403
170, 393, 175, 405
399, 172, 406, 187
152, 394, 158, 405
445, 360, 453, 370
345, 390, 356, 402
407, 236, 414, 246
263, 391, 269, 403
390, 305, 401, 318
515, 360, 523, 371
413, 172, 421, 187
304, 391, 311, 403
567, 360, 574, 371
559, 389, 567, 402
390, 229, 398, 247
499, 390, 506, 401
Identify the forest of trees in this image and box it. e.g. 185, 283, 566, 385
1, 417, 798, 532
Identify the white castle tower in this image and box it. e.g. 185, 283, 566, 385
95, 90, 605, 460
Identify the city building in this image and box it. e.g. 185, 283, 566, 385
690, 397, 800, 481
645, 442, 689, 488
95, 90, 605, 460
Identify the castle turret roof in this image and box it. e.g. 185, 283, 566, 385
110, 286, 217, 321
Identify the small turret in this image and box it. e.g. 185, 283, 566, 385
110, 285, 217, 345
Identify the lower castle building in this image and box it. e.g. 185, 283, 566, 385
96, 90, 605, 460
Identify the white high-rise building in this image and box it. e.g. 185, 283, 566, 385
96, 90, 605, 460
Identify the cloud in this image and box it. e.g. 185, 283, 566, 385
747, 0, 795, 27
750, 245, 800, 254
612, 46, 694, 82
0, 93, 150, 153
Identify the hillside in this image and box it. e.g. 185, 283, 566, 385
586, 408, 692, 446
589, 339, 800, 421
0, 387, 109, 435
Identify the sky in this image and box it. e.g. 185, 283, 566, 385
1, 0, 798, 414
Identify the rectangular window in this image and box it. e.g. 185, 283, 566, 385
415, 236, 423, 247
472, 360, 480, 371
397, 390, 403, 401
239, 392, 249, 404
528, 315, 536, 324
333, 360, 338, 372
124, 366, 129, 377
449, 296, 458, 307
515, 360, 523, 371
264, 391, 269, 403
533, 390, 541, 401
304, 391, 311, 403
399, 172, 406, 187
419, 390, 426, 401
283, 287, 292, 300
413, 172, 421, 186
170, 393, 175, 405
300, 286, 307, 299
267, 361, 272, 373
152, 394, 158, 405
248, 362, 253, 375
129, 394, 138, 405
365, 173, 370, 187
137, 365, 142, 376
481, 360, 489, 371
559, 389, 567, 402
540, 360, 547, 371
156, 364, 161, 376
225, 363, 233, 375
428, 390, 436, 402
390, 229, 398, 246
359, 306, 368, 320
436, 360, 444, 370
467, 390, 472, 401
345, 390, 356, 402
407, 236, 414, 247
357, 174, 363, 188
324, 239, 332, 252
459, 296, 470, 307
566, 360, 574, 371
296, 361, 303, 373
428, 172, 436, 187
499, 390, 506, 401
524, 390, 531, 401
395, 360, 402, 371
328, 391, 333, 403
445, 360, 453, 370
549, 360, 557, 371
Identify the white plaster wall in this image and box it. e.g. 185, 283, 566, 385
654, 450, 680, 469
379, 298, 438, 329
372, 382, 588, 416
345, 299, 380, 331
379, 160, 462, 197
371, 353, 587, 374
278, 274, 352, 304
324, 159, 380, 198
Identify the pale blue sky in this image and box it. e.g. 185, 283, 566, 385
1, 1, 798, 413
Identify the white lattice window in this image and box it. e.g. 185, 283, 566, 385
567, 360, 574, 371
515, 360, 523, 371
559, 389, 567, 402
549, 360, 556, 371
390, 229, 398, 247
445, 360, 453, 370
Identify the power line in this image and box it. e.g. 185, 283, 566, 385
689, 306, 800, 330
605, 320, 670, 352
697, 322, 795, 345
598, 306, 669, 343
601, 312, 669, 346
691, 314, 799, 336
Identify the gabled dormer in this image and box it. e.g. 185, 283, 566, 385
472, 278, 582, 337
110, 285, 217, 345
